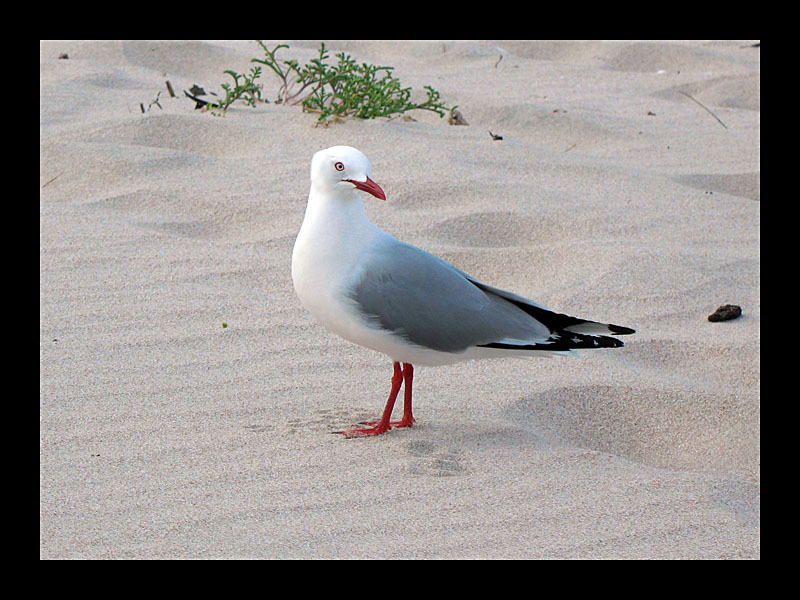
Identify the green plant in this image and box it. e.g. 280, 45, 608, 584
210, 66, 263, 115
252, 41, 451, 123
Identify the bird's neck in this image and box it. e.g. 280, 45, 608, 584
302, 186, 373, 238
292, 187, 381, 306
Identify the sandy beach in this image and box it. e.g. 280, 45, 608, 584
40, 40, 760, 559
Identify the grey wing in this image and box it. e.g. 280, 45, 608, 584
347, 240, 553, 353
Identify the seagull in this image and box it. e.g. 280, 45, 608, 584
291, 146, 635, 438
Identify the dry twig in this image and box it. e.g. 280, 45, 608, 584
680, 91, 728, 129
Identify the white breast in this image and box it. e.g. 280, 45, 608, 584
291, 189, 389, 350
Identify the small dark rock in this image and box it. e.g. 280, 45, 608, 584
708, 304, 742, 322
448, 108, 468, 126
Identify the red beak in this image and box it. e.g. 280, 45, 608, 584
348, 176, 386, 201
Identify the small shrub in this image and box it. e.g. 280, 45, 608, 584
252, 41, 451, 123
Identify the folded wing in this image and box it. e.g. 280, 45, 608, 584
348, 238, 634, 355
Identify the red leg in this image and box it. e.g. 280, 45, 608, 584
335, 362, 404, 438
355, 363, 416, 432
396, 363, 415, 428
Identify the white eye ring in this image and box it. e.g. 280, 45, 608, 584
334, 161, 345, 172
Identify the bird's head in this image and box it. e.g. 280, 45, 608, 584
310, 146, 386, 201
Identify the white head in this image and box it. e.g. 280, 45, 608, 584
310, 146, 386, 201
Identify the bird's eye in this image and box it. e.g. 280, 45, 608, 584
334, 162, 345, 172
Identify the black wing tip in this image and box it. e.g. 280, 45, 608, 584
608, 324, 636, 335
478, 333, 626, 352
465, 276, 636, 337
